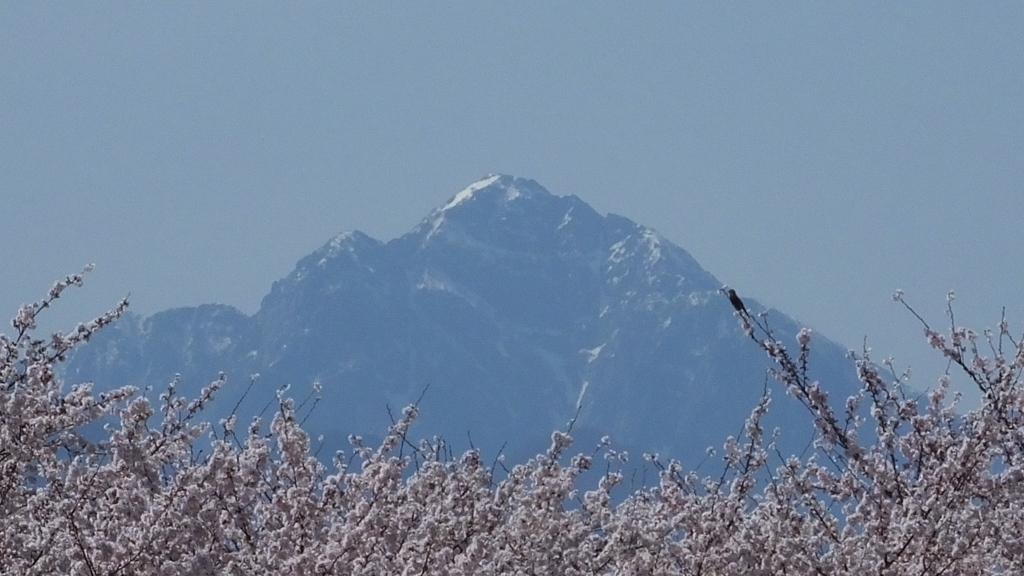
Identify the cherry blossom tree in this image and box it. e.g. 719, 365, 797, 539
2, 270, 1023, 574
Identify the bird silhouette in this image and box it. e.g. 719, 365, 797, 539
721, 286, 748, 315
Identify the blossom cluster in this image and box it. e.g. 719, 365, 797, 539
3, 273, 1024, 574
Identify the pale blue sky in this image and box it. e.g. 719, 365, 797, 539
2, 3, 1022, 405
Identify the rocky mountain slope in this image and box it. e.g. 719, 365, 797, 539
66, 175, 859, 465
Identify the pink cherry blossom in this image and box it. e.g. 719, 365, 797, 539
3, 273, 1024, 574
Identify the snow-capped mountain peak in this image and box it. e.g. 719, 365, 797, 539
440, 174, 503, 211
438, 174, 550, 213
66, 175, 861, 466
415, 175, 564, 244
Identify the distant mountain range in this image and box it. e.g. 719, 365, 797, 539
66, 175, 860, 466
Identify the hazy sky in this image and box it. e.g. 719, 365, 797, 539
2, 4, 1022, 405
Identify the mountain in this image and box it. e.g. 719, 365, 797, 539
65, 175, 860, 466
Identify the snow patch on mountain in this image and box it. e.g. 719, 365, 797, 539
415, 268, 492, 312
318, 232, 361, 265
608, 238, 629, 264
641, 230, 663, 267
580, 343, 606, 363
557, 205, 575, 230
440, 174, 502, 211
416, 269, 466, 297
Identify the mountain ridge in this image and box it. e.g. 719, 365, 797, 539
66, 175, 859, 463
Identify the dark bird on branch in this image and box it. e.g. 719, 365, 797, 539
721, 286, 748, 315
